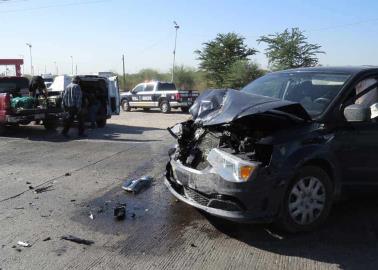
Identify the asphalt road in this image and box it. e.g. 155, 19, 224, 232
1, 109, 378, 270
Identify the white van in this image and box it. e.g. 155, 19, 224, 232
48, 75, 120, 127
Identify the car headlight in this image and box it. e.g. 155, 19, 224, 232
207, 148, 259, 182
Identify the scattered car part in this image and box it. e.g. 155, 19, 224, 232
122, 176, 153, 194
61, 235, 94, 245
34, 185, 53, 194
17, 241, 31, 247
42, 237, 51, 242
114, 204, 126, 220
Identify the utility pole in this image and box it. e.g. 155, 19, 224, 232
75, 64, 78, 75
70, 56, 73, 75
171, 21, 180, 82
122, 54, 126, 90
26, 43, 33, 75
54, 61, 58, 75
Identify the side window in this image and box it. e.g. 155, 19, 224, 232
355, 78, 378, 107
353, 77, 378, 119
132, 84, 144, 94
144, 84, 154, 92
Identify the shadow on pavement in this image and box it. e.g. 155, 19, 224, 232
0, 123, 164, 143
205, 193, 378, 270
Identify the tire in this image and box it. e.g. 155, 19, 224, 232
96, 119, 107, 128
43, 120, 58, 131
121, 100, 131, 112
143, 108, 150, 112
278, 166, 333, 233
160, 100, 171, 113
181, 107, 189, 113
0, 124, 6, 136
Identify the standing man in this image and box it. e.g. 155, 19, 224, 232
61, 76, 86, 138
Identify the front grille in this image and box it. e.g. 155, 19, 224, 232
195, 132, 221, 170
183, 186, 210, 206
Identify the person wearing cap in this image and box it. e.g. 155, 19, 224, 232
61, 76, 86, 137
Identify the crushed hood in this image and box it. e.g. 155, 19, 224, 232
189, 89, 312, 126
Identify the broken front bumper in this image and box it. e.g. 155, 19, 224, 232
165, 158, 284, 223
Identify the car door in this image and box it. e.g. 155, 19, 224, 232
138, 83, 155, 107
129, 84, 145, 107
334, 76, 378, 186
107, 76, 120, 115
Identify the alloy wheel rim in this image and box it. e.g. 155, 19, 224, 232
288, 176, 326, 225
123, 102, 129, 110
162, 103, 168, 112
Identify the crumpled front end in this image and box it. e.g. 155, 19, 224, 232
165, 89, 312, 222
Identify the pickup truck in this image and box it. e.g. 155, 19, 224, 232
120, 81, 199, 113
0, 76, 62, 134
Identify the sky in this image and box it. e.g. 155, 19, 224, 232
1, 0, 378, 75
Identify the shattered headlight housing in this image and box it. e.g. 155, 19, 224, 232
167, 123, 183, 139
207, 148, 259, 182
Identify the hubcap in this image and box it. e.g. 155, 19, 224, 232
288, 176, 326, 225
162, 103, 168, 112
123, 102, 129, 110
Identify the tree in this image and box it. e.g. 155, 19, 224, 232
195, 33, 257, 87
173, 65, 196, 89
258, 28, 324, 70
224, 60, 266, 89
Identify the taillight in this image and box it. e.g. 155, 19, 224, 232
175, 93, 181, 100
0, 93, 11, 111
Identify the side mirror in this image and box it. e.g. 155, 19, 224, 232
344, 104, 371, 122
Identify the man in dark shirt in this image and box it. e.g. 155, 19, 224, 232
61, 76, 86, 138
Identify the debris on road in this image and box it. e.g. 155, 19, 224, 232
17, 241, 31, 247
114, 204, 126, 220
26, 181, 31, 184
42, 237, 51, 241
190, 243, 197, 248
61, 235, 94, 246
65, 172, 71, 177
14, 207, 24, 210
89, 212, 94, 220
28, 186, 34, 190
34, 185, 54, 194
70, 199, 76, 202
122, 176, 153, 194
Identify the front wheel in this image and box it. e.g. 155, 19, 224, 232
160, 101, 171, 114
96, 119, 107, 128
121, 100, 131, 112
279, 166, 333, 233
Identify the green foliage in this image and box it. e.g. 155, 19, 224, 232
195, 32, 258, 87
118, 67, 208, 92
224, 60, 267, 89
258, 28, 324, 70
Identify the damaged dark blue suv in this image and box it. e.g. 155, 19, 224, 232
165, 66, 378, 232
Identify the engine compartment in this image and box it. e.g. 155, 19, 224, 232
169, 112, 303, 170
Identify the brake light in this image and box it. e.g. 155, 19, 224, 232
0, 93, 11, 111
175, 93, 181, 100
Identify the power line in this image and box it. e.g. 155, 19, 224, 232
0, 0, 108, 13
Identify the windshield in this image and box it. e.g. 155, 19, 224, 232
0, 78, 29, 93
242, 72, 350, 117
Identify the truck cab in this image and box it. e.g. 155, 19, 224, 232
120, 81, 199, 113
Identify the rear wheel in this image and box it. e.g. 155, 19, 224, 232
160, 100, 171, 113
96, 119, 107, 128
181, 107, 189, 113
121, 100, 131, 112
43, 120, 58, 131
279, 166, 333, 233
0, 124, 6, 136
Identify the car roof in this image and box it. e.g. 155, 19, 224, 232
274, 66, 378, 75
